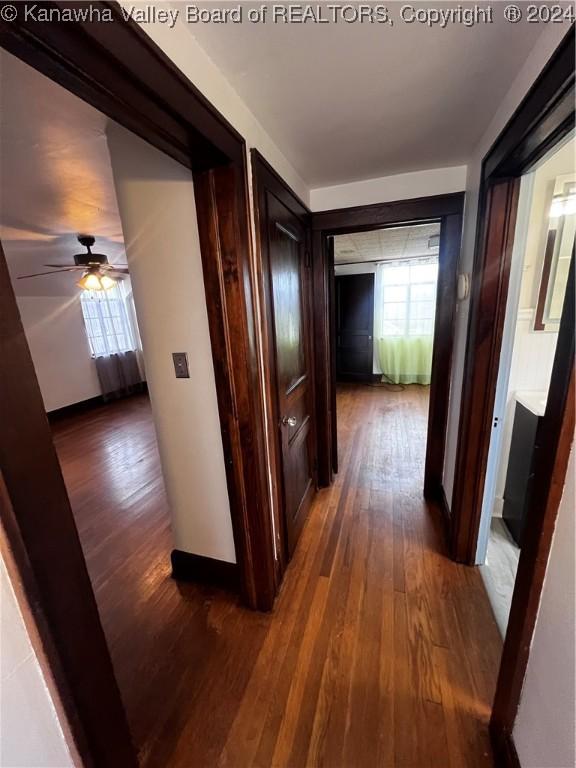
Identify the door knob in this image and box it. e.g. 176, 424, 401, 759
282, 416, 297, 427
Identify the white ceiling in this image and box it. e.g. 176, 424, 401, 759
334, 222, 440, 264
0, 51, 125, 297
184, 3, 545, 186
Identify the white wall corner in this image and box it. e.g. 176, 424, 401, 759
107, 122, 237, 564
309, 165, 468, 212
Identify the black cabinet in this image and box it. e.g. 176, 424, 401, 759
502, 402, 540, 547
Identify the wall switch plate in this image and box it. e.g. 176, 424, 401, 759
172, 352, 190, 379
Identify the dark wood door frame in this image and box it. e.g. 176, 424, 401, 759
0, 4, 276, 764
451, 25, 575, 565
446, 24, 575, 763
491, 252, 574, 765
251, 149, 315, 583
311, 194, 465, 503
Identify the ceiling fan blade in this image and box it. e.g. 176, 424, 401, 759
43, 264, 85, 269
101, 265, 129, 273
17, 267, 83, 279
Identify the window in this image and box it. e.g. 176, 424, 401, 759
376, 258, 439, 338
80, 284, 135, 356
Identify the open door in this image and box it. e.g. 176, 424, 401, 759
266, 194, 315, 555
252, 151, 316, 562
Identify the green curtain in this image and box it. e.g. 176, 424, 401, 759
376, 336, 434, 385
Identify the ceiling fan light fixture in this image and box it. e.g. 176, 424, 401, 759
78, 268, 116, 292
99, 273, 116, 290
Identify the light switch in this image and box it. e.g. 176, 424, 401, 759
172, 352, 190, 379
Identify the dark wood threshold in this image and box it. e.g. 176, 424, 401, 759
171, 550, 239, 591
47, 384, 148, 422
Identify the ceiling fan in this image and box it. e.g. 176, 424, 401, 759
17, 235, 129, 291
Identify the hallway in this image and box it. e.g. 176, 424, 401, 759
54, 385, 502, 767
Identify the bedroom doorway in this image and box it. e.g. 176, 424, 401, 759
332, 223, 442, 501
312, 193, 464, 512
334, 223, 441, 387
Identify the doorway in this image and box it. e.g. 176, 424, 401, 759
0, 46, 245, 764
0, 11, 274, 763
312, 194, 464, 509
477, 134, 575, 636
332, 223, 442, 490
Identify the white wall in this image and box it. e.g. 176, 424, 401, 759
0, 555, 74, 768
518, 142, 576, 313
15, 295, 101, 413
513, 445, 575, 768
107, 123, 236, 564
120, 0, 308, 205
442, 25, 572, 505
310, 166, 467, 212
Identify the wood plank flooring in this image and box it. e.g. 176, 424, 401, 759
52, 385, 502, 767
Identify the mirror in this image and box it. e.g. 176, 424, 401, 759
534, 173, 575, 331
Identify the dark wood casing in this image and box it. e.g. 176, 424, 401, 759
447, 24, 575, 763
311, 194, 465, 503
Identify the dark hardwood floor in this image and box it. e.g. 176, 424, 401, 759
52, 385, 502, 767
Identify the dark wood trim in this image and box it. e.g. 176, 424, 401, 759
424, 211, 463, 500
448, 23, 575, 754
328, 237, 338, 475
451, 24, 575, 564
451, 178, 521, 562
250, 149, 315, 587
312, 226, 333, 486
311, 193, 465, 491
251, 150, 309, 218
170, 550, 239, 591
436, 483, 452, 531
483, 28, 575, 181
491, 251, 575, 751
533, 228, 557, 331
47, 394, 106, 421
0, 241, 137, 767
46, 385, 148, 422
0, 1, 243, 170
490, 728, 521, 768
312, 192, 465, 231
0, 4, 278, 763
193, 164, 276, 612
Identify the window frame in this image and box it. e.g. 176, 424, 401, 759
80, 285, 135, 357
